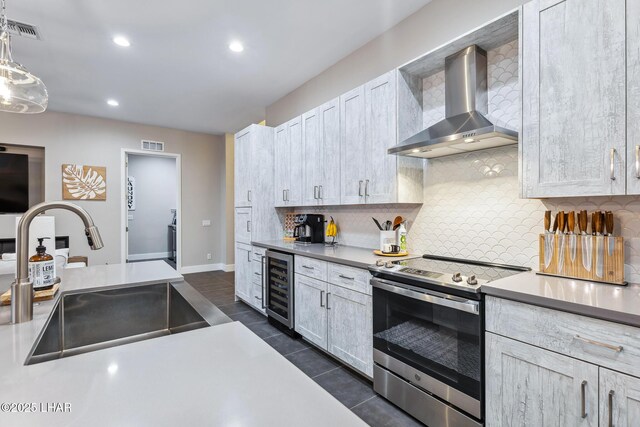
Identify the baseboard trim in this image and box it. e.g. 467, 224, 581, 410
224, 264, 235, 272
180, 263, 225, 274
128, 252, 171, 261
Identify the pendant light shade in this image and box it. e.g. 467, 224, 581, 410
0, 1, 47, 114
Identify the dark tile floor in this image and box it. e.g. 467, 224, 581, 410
184, 270, 424, 427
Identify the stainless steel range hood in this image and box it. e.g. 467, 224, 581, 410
389, 45, 517, 159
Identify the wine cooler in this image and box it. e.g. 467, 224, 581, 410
265, 250, 294, 330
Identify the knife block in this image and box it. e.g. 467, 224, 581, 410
538, 234, 625, 285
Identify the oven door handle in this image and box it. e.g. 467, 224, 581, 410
371, 279, 480, 315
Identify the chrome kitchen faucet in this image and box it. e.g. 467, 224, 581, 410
11, 201, 103, 323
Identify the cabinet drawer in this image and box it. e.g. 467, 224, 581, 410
294, 256, 327, 281
328, 263, 371, 295
251, 260, 263, 284
486, 296, 640, 378
234, 208, 252, 244
252, 246, 267, 262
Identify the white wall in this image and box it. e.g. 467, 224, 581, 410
127, 155, 177, 259
265, 0, 526, 125
0, 111, 226, 270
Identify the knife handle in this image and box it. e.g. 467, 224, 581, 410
544, 210, 551, 232
605, 211, 614, 236
567, 211, 575, 233
557, 211, 566, 233
578, 210, 588, 234
552, 213, 559, 233
593, 211, 604, 235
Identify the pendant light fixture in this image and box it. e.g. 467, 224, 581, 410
0, 0, 47, 113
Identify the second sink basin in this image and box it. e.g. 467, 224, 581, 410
26, 280, 231, 365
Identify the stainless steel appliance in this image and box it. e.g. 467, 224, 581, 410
293, 214, 324, 243
388, 45, 518, 159
369, 255, 528, 427
265, 250, 295, 331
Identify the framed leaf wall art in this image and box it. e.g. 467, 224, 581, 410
62, 164, 107, 201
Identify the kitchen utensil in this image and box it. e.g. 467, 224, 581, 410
372, 217, 383, 231
557, 211, 566, 273
579, 210, 591, 272
544, 210, 553, 269
605, 211, 614, 256
392, 216, 404, 231
594, 211, 604, 278
384, 220, 392, 231
567, 211, 576, 263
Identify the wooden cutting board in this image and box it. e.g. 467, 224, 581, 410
0, 283, 60, 306
373, 250, 409, 257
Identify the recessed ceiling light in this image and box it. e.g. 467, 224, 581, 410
411, 149, 420, 153
113, 36, 130, 47
107, 99, 119, 107
464, 138, 475, 143
229, 41, 244, 52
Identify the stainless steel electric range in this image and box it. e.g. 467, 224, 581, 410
369, 255, 529, 427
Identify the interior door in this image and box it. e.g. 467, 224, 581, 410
599, 367, 640, 427
340, 86, 367, 205
521, 0, 626, 197
365, 71, 397, 204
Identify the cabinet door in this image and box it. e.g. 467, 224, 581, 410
486, 332, 598, 427
365, 71, 397, 204
627, 0, 640, 194
287, 117, 304, 206
340, 86, 367, 205
234, 129, 252, 207
294, 274, 328, 349
234, 243, 252, 302
327, 284, 372, 377
274, 124, 290, 207
234, 208, 251, 244
302, 108, 321, 206
318, 98, 341, 205
600, 368, 640, 427
521, 0, 626, 197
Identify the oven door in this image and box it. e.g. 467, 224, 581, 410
372, 277, 482, 419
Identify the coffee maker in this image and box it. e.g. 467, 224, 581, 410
293, 214, 325, 243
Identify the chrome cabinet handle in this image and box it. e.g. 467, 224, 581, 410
261, 255, 266, 309
313, 185, 318, 199
254, 272, 260, 276
319, 185, 323, 199
286, 189, 289, 201
246, 251, 250, 262
254, 295, 262, 300
283, 189, 286, 201
246, 221, 251, 232
581, 381, 587, 419
610, 148, 616, 181
575, 335, 623, 352
358, 180, 363, 197
302, 265, 314, 270
365, 179, 370, 197
248, 190, 251, 202
326, 292, 331, 309
608, 390, 614, 427
636, 145, 640, 179
320, 290, 325, 307
338, 274, 355, 280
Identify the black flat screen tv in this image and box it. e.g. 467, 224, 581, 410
0, 153, 29, 213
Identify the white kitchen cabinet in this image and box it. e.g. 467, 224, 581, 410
234, 129, 252, 207
302, 98, 341, 206
327, 283, 373, 377
250, 247, 266, 313
340, 70, 423, 205
486, 332, 598, 427
521, 0, 626, 197
627, 0, 640, 194
294, 274, 328, 349
274, 116, 304, 206
234, 208, 251, 245
234, 243, 252, 302
600, 368, 640, 427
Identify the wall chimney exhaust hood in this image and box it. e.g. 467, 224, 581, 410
388, 45, 517, 159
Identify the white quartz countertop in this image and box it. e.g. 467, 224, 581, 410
252, 240, 416, 269
482, 272, 640, 328
0, 262, 367, 426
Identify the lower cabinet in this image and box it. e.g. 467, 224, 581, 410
486, 332, 598, 427
294, 265, 373, 377
600, 368, 640, 426
234, 243, 252, 302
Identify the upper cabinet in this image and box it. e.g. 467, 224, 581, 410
302, 98, 341, 206
274, 116, 303, 207
234, 128, 252, 207
521, 0, 627, 197
627, 0, 640, 194
340, 70, 423, 205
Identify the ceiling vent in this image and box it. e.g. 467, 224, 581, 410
141, 140, 165, 152
5, 20, 42, 40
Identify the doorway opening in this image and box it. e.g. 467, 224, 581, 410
120, 149, 181, 271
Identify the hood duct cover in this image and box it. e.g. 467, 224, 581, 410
389, 45, 517, 159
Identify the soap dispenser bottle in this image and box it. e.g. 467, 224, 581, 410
29, 237, 56, 290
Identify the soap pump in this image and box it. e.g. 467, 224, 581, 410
28, 237, 56, 290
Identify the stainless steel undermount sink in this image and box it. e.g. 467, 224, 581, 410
25, 281, 231, 365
